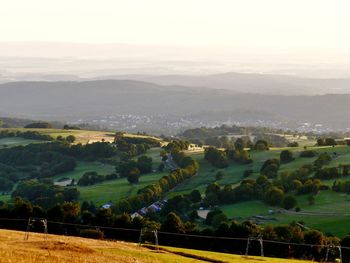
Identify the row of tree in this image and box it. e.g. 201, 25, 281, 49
115, 155, 153, 184
12, 179, 79, 208
204, 147, 253, 168
0, 129, 54, 141
77, 171, 118, 186
0, 196, 347, 261
114, 153, 199, 213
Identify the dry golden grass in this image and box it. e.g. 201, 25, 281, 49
0, 229, 154, 263
0, 229, 312, 263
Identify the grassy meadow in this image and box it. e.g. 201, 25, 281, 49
54, 147, 166, 206
166, 144, 350, 237
0, 229, 312, 263
77, 170, 168, 206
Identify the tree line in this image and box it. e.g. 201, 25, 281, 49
114, 151, 199, 213
0, 196, 348, 262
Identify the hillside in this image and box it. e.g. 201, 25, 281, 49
1, 80, 350, 133
170, 144, 350, 237
0, 229, 311, 263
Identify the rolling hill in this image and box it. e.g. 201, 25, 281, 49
1, 80, 350, 133
109, 72, 350, 95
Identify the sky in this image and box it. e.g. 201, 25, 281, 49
1, 0, 350, 77
1, 0, 350, 50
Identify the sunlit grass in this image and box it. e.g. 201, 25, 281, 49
0, 229, 312, 263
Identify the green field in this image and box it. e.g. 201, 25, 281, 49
170, 145, 350, 196
139, 147, 163, 167
53, 161, 116, 182
0, 128, 165, 206
219, 190, 350, 237
2, 127, 350, 237
165, 145, 350, 236
53, 159, 167, 206
53, 147, 166, 206
0, 193, 11, 202
78, 170, 168, 205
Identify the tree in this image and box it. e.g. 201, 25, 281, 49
13, 197, 33, 219
300, 150, 316, 158
205, 209, 223, 225
188, 189, 202, 203
117, 160, 138, 177
282, 195, 297, 210
304, 230, 325, 255
161, 195, 190, 215
66, 135, 76, 143
62, 201, 80, 223
234, 138, 244, 151
265, 187, 284, 206
288, 142, 299, 147
211, 213, 228, 228
137, 155, 153, 174
205, 182, 220, 196
127, 168, 140, 184
280, 150, 294, 164
325, 138, 337, 146
314, 153, 332, 168
243, 169, 254, 177
0, 178, 14, 191
25, 122, 52, 128
161, 212, 185, 233
215, 171, 225, 181
260, 159, 280, 178
317, 138, 325, 146
204, 147, 229, 168
308, 195, 315, 205
254, 140, 269, 151
188, 210, 199, 222
158, 163, 165, 172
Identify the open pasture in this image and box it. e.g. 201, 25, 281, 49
0, 229, 312, 263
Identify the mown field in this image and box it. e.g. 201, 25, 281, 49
0, 127, 162, 145
0, 229, 312, 263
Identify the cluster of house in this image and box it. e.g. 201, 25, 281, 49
130, 200, 167, 219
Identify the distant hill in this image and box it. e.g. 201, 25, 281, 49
1, 79, 350, 132
104, 72, 350, 95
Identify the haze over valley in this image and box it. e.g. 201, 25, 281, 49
1, 39, 350, 135
1, 78, 350, 134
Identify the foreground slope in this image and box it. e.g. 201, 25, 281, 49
0, 229, 311, 263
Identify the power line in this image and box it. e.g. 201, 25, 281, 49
0, 217, 349, 251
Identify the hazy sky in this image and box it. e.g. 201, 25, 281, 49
1, 0, 350, 51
